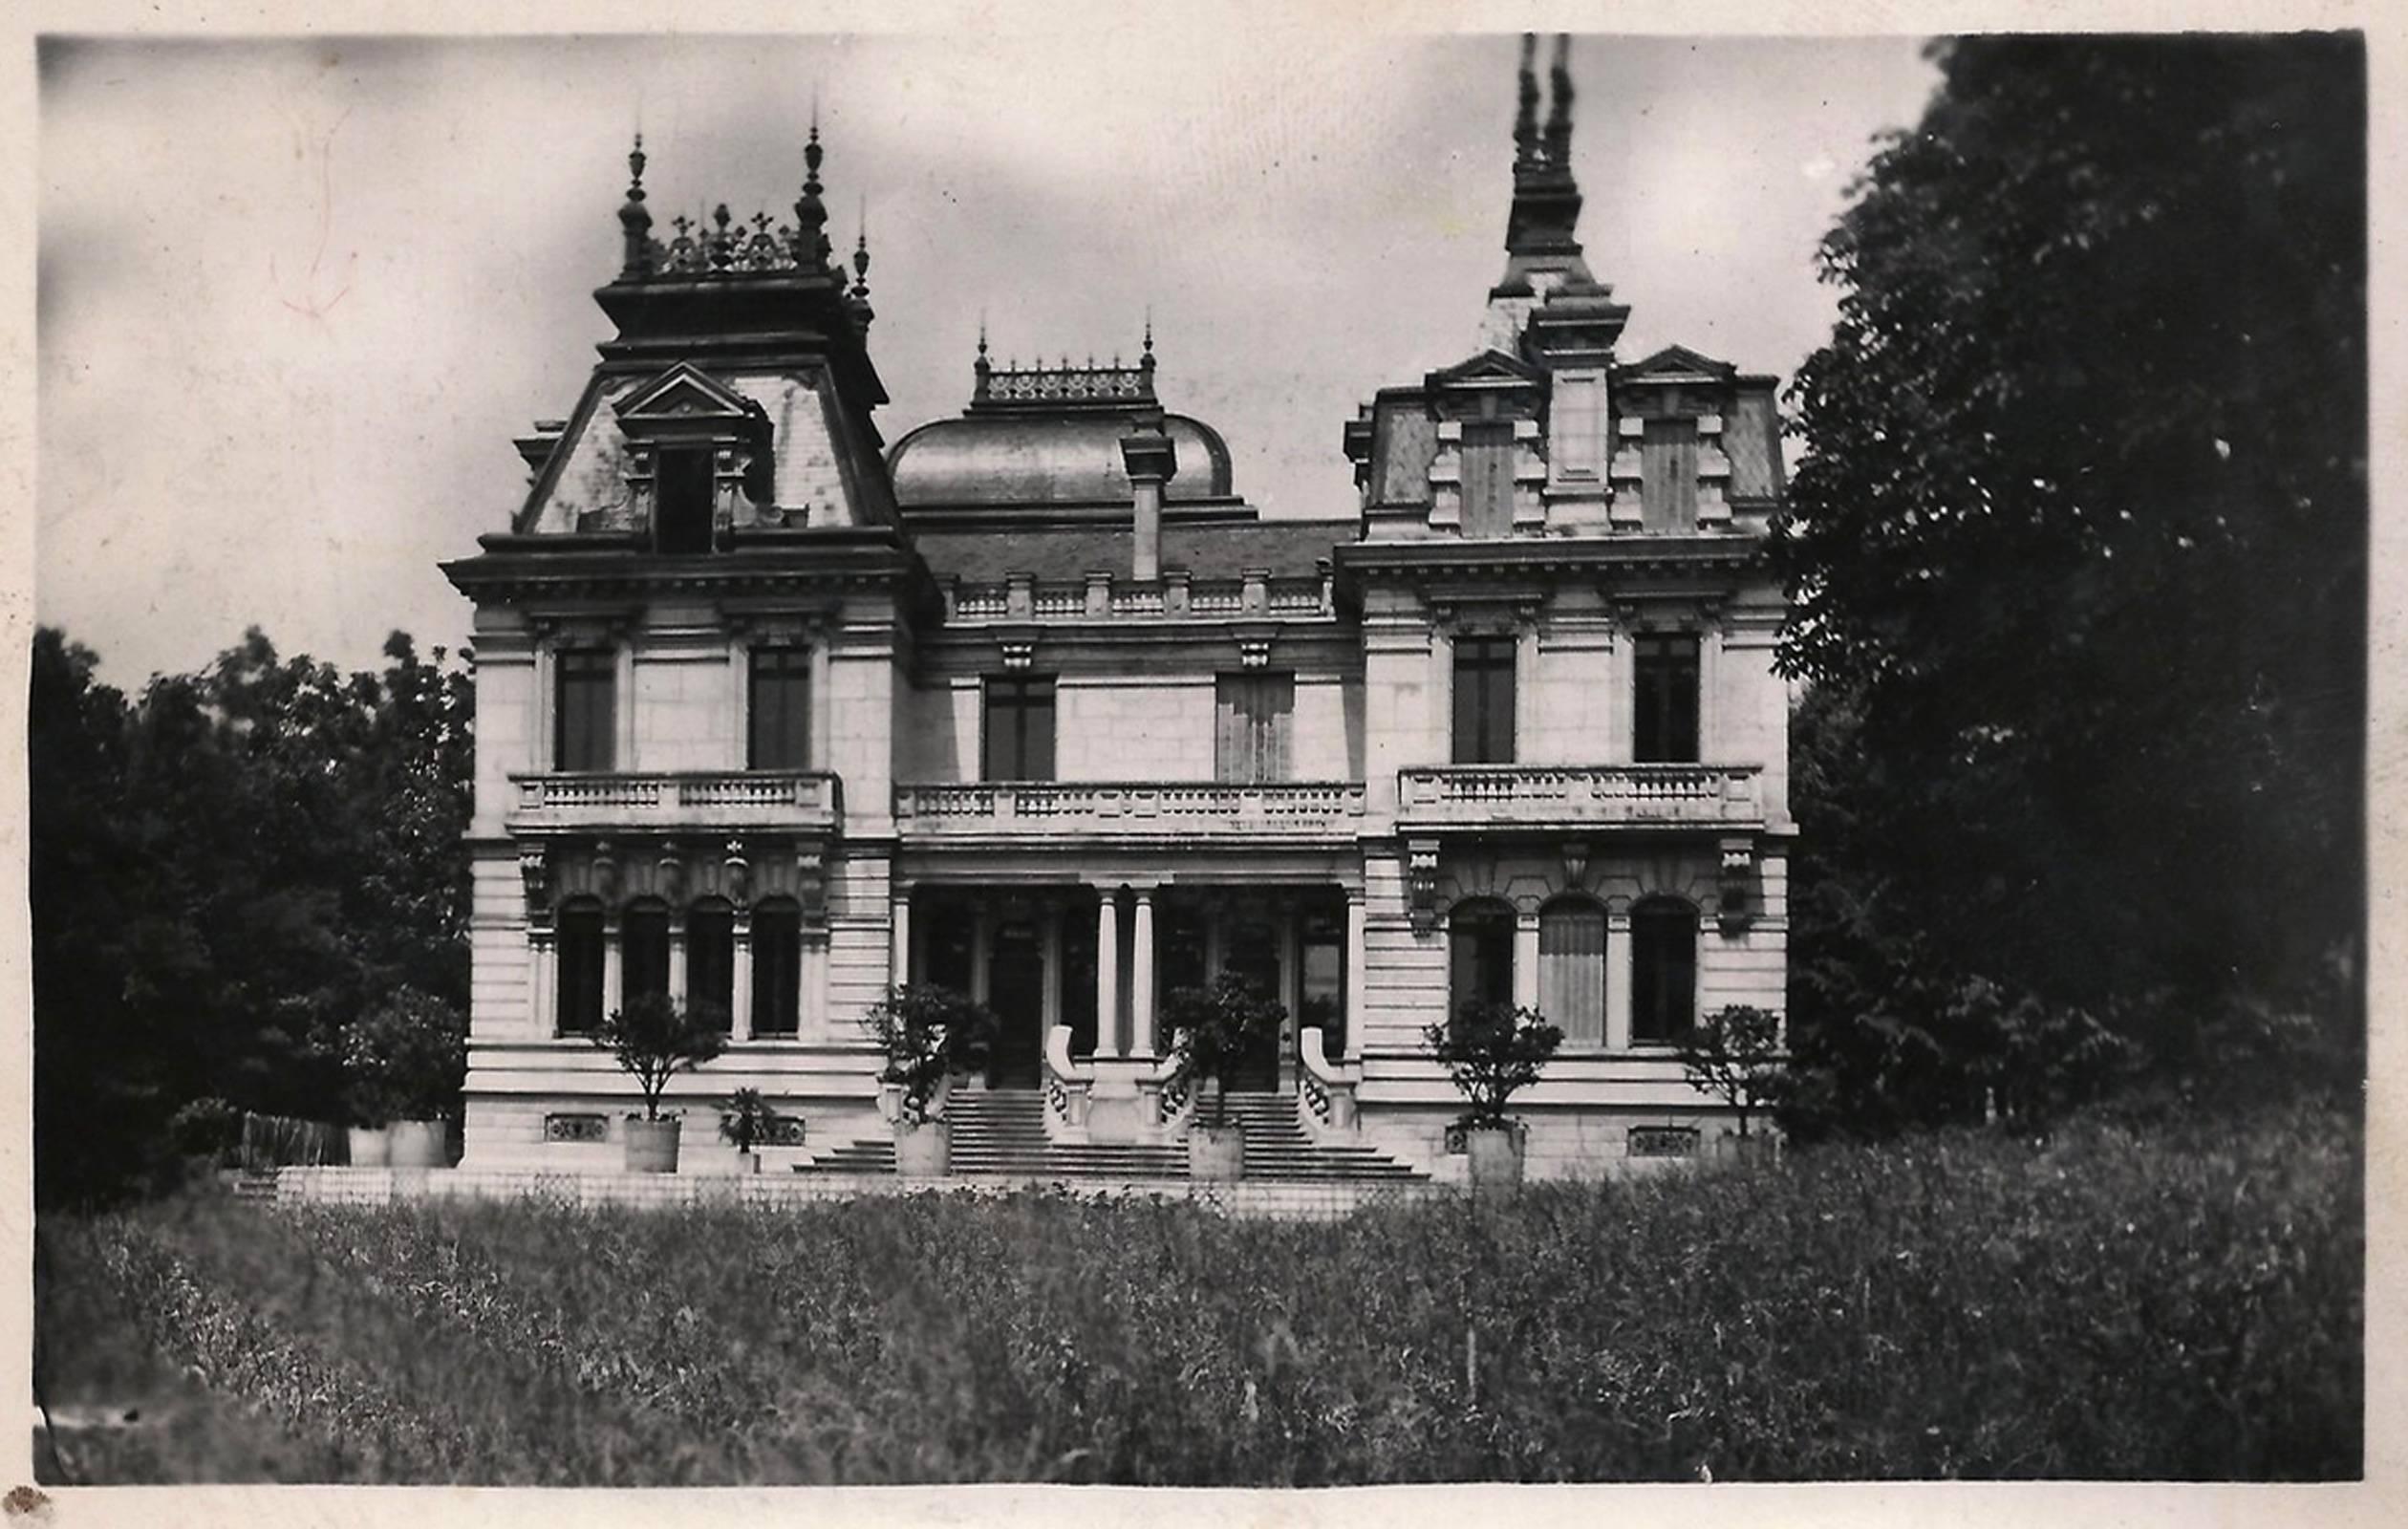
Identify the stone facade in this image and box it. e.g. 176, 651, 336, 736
443, 42, 1792, 1184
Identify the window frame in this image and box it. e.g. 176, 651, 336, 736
1451, 634, 1518, 764
1629, 895, 1700, 1044
654, 445, 717, 555
1215, 670, 1297, 785
687, 897, 736, 1031
1633, 632, 1703, 764
1537, 895, 1609, 1048
553, 648, 616, 773
746, 645, 812, 770
556, 897, 607, 1036
749, 897, 803, 1038
1447, 898, 1517, 1017
980, 674, 1058, 782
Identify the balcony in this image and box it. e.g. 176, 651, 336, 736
893, 781, 1366, 841
507, 771, 842, 832
1396, 764, 1763, 830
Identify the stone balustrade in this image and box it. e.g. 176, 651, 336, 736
509, 770, 843, 830
943, 570, 1334, 624
1297, 1026, 1361, 1136
893, 781, 1366, 839
1043, 1024, 1095, 1143
1395, 764, 1763, 829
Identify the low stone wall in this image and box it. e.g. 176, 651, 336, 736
272, 1166, 1448, 1222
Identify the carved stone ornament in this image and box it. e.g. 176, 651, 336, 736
723, 837, 752, 909
591, 839, 621, 902
656, 841, 687, 904
793, 838, 828, 929
1561, 839, 1590, 891
1237, 634, 1274, 669
520, 847, 553, 927
1407, 839, 1443, 936
1718, 837, 1755, 936
1000, 638, 1036, 671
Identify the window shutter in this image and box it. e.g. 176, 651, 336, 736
1539, 904, 1607, 1045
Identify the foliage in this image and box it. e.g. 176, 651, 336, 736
1161, 970, 1287, 1129
1677, 1006, 1785, 1138
1422, 1000, 1562, 1133
165, 1099, 241, 1164
1774, 34, 2365, 1123
31, 625, 474, 1208
341, 987, 468, 1127
857, 984, 998, 1126
718, 1088, 794, 1153
591, 993, 729, 1123
41, 1100, 2358, 1483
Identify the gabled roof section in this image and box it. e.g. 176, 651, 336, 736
1619, 345, 1737, 384
1428, 349, 1543, 389
613, 361, 765, 425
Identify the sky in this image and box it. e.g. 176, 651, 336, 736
36, 30, 1942, 684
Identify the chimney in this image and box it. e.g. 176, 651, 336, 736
1119, 409, 1179, 581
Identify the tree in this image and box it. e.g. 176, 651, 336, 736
1776, 36, 2365, 1113
1422, 1000, 1562, 1133
591, 993, 730, 1122
1677, 1005, 1785, 1139
858, 984, 998, 1125
1162, 970, 1287, 1128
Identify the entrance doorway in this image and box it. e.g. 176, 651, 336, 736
985, 918, 1045, 1089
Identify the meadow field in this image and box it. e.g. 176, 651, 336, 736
35, 1099, 2359, 1485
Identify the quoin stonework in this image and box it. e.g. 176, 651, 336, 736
441, 36, 1792, 1183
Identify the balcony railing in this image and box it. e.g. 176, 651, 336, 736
893, 780, 1366, 838
945, 571, 1335, 624
508, 771, 843, 830
1396, 764, 1763, 829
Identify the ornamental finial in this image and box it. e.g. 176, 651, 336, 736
1515, 34, 1540, 170
618, 132, 655, 279
794, 108, 829, 270
1544, 33, 1575, 164
850, 200, 871, 299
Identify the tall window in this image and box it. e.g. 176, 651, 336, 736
750, 898, 801, 1037
1538, 898, 1607, 1046
1451, 635, 1516, 764
623, 900, 671, 1008
1448, 899, 1516, 1015
747, 647, 811, 769
556, 898, 606, 1035
1299, 904, 1345, 1056
655, 446, 715, 554
554, 650, 615, 771
982, 676, 1056, 781
1639, 417, 1700, 531
1634, 634, 1702, 764
688, 898, 735, 1030
1215, 672, 1295, 784
1460, 420, 1516, 537
1631, 896, 1698, 1044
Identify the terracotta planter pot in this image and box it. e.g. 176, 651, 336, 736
388, 1119, 448, 1169
1188, 1122, 1246, 1181
1466, 1126, 1524, 1191
624, 1116, 682, 1174
347, 1126, 391, 1168
893, 1117, 950, 1177
735, 1150, 762, 1175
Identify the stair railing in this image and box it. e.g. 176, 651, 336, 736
1136, 1047, 1195, 1139
1043, 1024, 1095, 1145
1298, 1026, 1363, 1139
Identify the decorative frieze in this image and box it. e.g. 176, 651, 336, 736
1407, 838, 1443, 934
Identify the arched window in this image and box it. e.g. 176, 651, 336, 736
688, 897, 735, 1030
751, 897, 802, 1038
557, 897, 606, 1035
1538, 897, 1607, 1046
1631, 896, 1699, 1044
623, 899, 671, 1009
1448, 899, 1516, 1016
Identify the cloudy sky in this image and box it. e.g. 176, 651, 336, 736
37, 29, 1940, 683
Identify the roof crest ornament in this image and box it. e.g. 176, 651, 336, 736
617, 132, 654, 279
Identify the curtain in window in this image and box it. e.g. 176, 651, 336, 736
554, 651, 614, 771
1538, 901, 1607, 1045
1215, 672, 1295, 783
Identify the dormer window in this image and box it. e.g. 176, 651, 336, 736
655, 446, 716, 554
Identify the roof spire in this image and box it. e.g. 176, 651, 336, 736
1140, 309, 1155, 377
1543, 33, 1574, 164
793, 108, 830, 271
1514, 33, 1540, 170
850, 198, 871, 299
617, 132, 654, 279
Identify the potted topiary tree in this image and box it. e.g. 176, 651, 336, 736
591, 992, 730, 1173
1162, 970, 1287, 1181
1679, 1003, 1785, 1164
343, 988, 466, 1169
859, 984, 998, 1176
718, 1088, 795, 1174
1424, 1000, 1563, 1191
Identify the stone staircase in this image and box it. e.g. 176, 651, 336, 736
797, 1089, 1428, 1183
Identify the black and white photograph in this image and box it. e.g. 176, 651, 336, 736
17, 0, 2379, 1512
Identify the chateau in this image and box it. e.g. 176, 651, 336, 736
442, 38, 1792, 1183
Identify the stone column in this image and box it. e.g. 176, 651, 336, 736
728, 633, 751, 768
614, 642, 638, 770
529, 930, 557, 1038
1041, 900, 1064, 1039
803, 936, 829, 1039
1130, 888, 1158, 1060
603, 915, 625, 1019
1095, 890, 1122, 1059
731, 914, 754, 1042
1344, 891, 1368, 1061
668, 924, 689, 1011
1513, 907, 1541, 1010
809, 638, 834, 772
970, 904, 992, 1006
890, 890, 912, 990
1605, 909, 1633, 1049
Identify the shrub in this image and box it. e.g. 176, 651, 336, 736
342, 988, 466, 1127
1422, 1000, 1561, 1133
1162, 970, 1286, 1128
718, 1088, 794, 1152
858, 985, 997, 1125
165, 1098, 241, 1164
591, 993, 728, 1123
1679, 1004, 1785, 1137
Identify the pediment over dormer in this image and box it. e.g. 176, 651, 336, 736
1428, 349, 1544, 390
1619, 345, 1737, 385
612, 362, 768, 429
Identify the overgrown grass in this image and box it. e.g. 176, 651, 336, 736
36, 1098, 2359, 1484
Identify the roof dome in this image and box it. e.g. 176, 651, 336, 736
888, 410, 1233, 508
